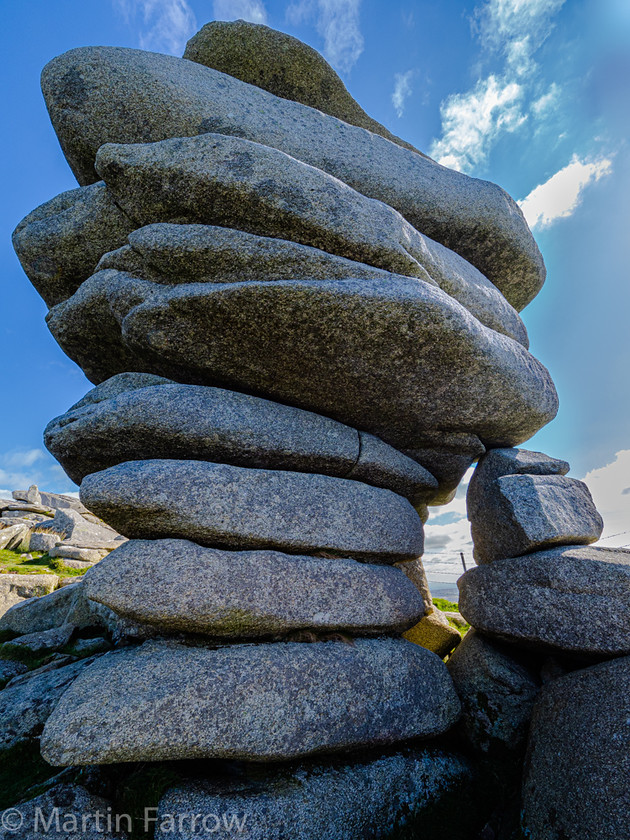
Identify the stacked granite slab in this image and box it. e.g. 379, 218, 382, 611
10, 18, 566, 839
457, 446, 630, 838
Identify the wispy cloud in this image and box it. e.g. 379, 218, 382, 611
113, 0, 197, 55
582, 450, 630, 547
213, 0, 268, 24
430, 0, 566, 172
431, 75, 525, 171
0, 449, 78, 496
531, 82, 561, 118
392, 70, 413, 118
519, 154, 613, 229
286, 0, 364, 74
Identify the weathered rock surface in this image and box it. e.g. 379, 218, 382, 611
157, 747, 478, 840
95, 134, 527, 345
46, 377, 436, 503
0, 659, 28, 688
0, 574, 59, 620
467, 446, 569, 523
522, 655, 630, 839
458, 546, 630, 655
0, 658, 95, 752
184, 20, 423, 156
12, 485, 42, 505
472, 474, 603, 563
41, 46, 544, 308
83, 539, 424, 637
1, 625, 73, 659
12, 182, 134, 307
0, 523, 30, 551
447, 630, 540, 756
404, 609, 462, 658
0, 784, 127, 840
33, 507, 121, 550
49, 271, 557, 451
41, 638, 460, 765
0, 581, 116, 636
80, 460, 423, 562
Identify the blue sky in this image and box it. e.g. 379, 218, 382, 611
1, 0, 629, 589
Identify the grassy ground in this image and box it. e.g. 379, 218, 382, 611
433, 597, 471, 634
0, 548, 86, 578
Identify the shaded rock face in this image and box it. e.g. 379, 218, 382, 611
458, 546, 630, 655
522, 656, 630, 839
41, 639, 460, 765
40, 46, 544, 308
183, 19, 424, 157
0, 784, 127, 840
83, 539, 426, 637
447, 630, 540, 756
157, 747, 479, 840
80, 460, 424, 562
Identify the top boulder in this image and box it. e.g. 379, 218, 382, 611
41, 42, 544, 310
183, 20, 423, 156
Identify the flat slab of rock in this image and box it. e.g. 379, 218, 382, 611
522, 655, 630, 839
41, 638, 460, 764
83, 539, 425, 637
447, 630, 540, 756
157, 746, 477, 840
46, 376, 436, 504
184, 20, 422, 156
458, 546, 630, 655
49, 270, 557, 452
1, 625, 73, 658
34, 507, 121, 550
41, 45, 544, 309
471, 474, 602, 563
80, 460, 424, 562
95, 134, 526, 345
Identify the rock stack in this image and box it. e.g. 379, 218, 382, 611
9, 18, 623, 840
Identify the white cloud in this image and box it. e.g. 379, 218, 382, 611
113, 0, 197, 55
518, 154, 613, 229
286, 0, 364, 74
531, 82, 561, 117
213, 0, 267, 24
430, 0, 566, 173
430, 75, 525, 172
582, 451, 630, 547
392, 70, 413, 118
476, 0, 566, 73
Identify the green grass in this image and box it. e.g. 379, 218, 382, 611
432, 597, 460, 612
0, 549, 87, 578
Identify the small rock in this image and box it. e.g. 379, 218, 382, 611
472, 474, 603, 563
1, 624, 74, 658
0, 523, 30, 551
403, 608, 462, 658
